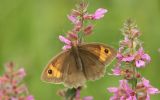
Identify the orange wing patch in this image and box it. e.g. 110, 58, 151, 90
47, 64, 61, 78
99, 46, 111, 62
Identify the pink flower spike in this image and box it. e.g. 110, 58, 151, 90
59, 35, 71, 45
93, 8, 108, 20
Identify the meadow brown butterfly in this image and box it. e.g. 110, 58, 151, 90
41, 42, 116, 88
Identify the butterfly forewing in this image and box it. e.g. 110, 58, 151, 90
78, 43, 117, 80
79, 43, 116, 64
41, 50, 70, 84
41, 50, 86, 88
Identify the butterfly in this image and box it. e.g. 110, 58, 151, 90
41, 43, 116, 88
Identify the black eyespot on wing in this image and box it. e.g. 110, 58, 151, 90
104, 48, 109, 54
48, 69, 52, 74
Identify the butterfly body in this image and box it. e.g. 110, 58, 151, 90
41, 43, 116, 88
71, 45, 83, 71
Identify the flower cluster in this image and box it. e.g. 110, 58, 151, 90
107, 19, 159, 100
108, 78, 159, 100
0, 62, 34, 100
59, 2, 108, 50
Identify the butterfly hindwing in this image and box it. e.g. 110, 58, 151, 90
79, 50, 105, 80
78, 43, 116, 80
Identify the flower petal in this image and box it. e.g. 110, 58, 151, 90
59, 35, 71, 45
26, 95, 34, 100
67, 15, 79, 24
17, 68, 26, 78
111, 67, 121, 76
62, 45, 71, 50
121, 55, 134, 62
147, 87, 160, 94
142, 78, 150, 87
116, 53, 123, 60
135, 60, 145, 68
93, 8, 108, 20
142, 54, 151, 62
107, 87, 118, 93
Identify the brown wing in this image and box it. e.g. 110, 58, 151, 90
41, 50, 70, 84
41, 50, 86, 88
63, 51, 86, 88
78, 43, 117, 80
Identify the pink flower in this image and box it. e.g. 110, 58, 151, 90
111, 67, 121, 76
17, 68, 26, 78
11, 97, 18, 100
26, 95, 34, 100
59, 35, 72, 50
121, 55, 134, 62
67, 32, 78, 40
59, 35, 71, 45
134, 47, 151, 68
62, 45, 72, 50
83, 25, 94, 35
120, 37, 132, 48
141, 78, 160, 94
92, 8, 108, 20
74, 87, 93, 100
131, 28, 140, 38
116, 53, 123, 61
0, 76, 8, 84
107, 87, 118, 93
107, 80, 136, 100
67, 15, 79, 24
136, 78, 160, 99
135, 60, 145, 68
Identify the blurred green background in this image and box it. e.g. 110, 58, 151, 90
0, 0, 160, 99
